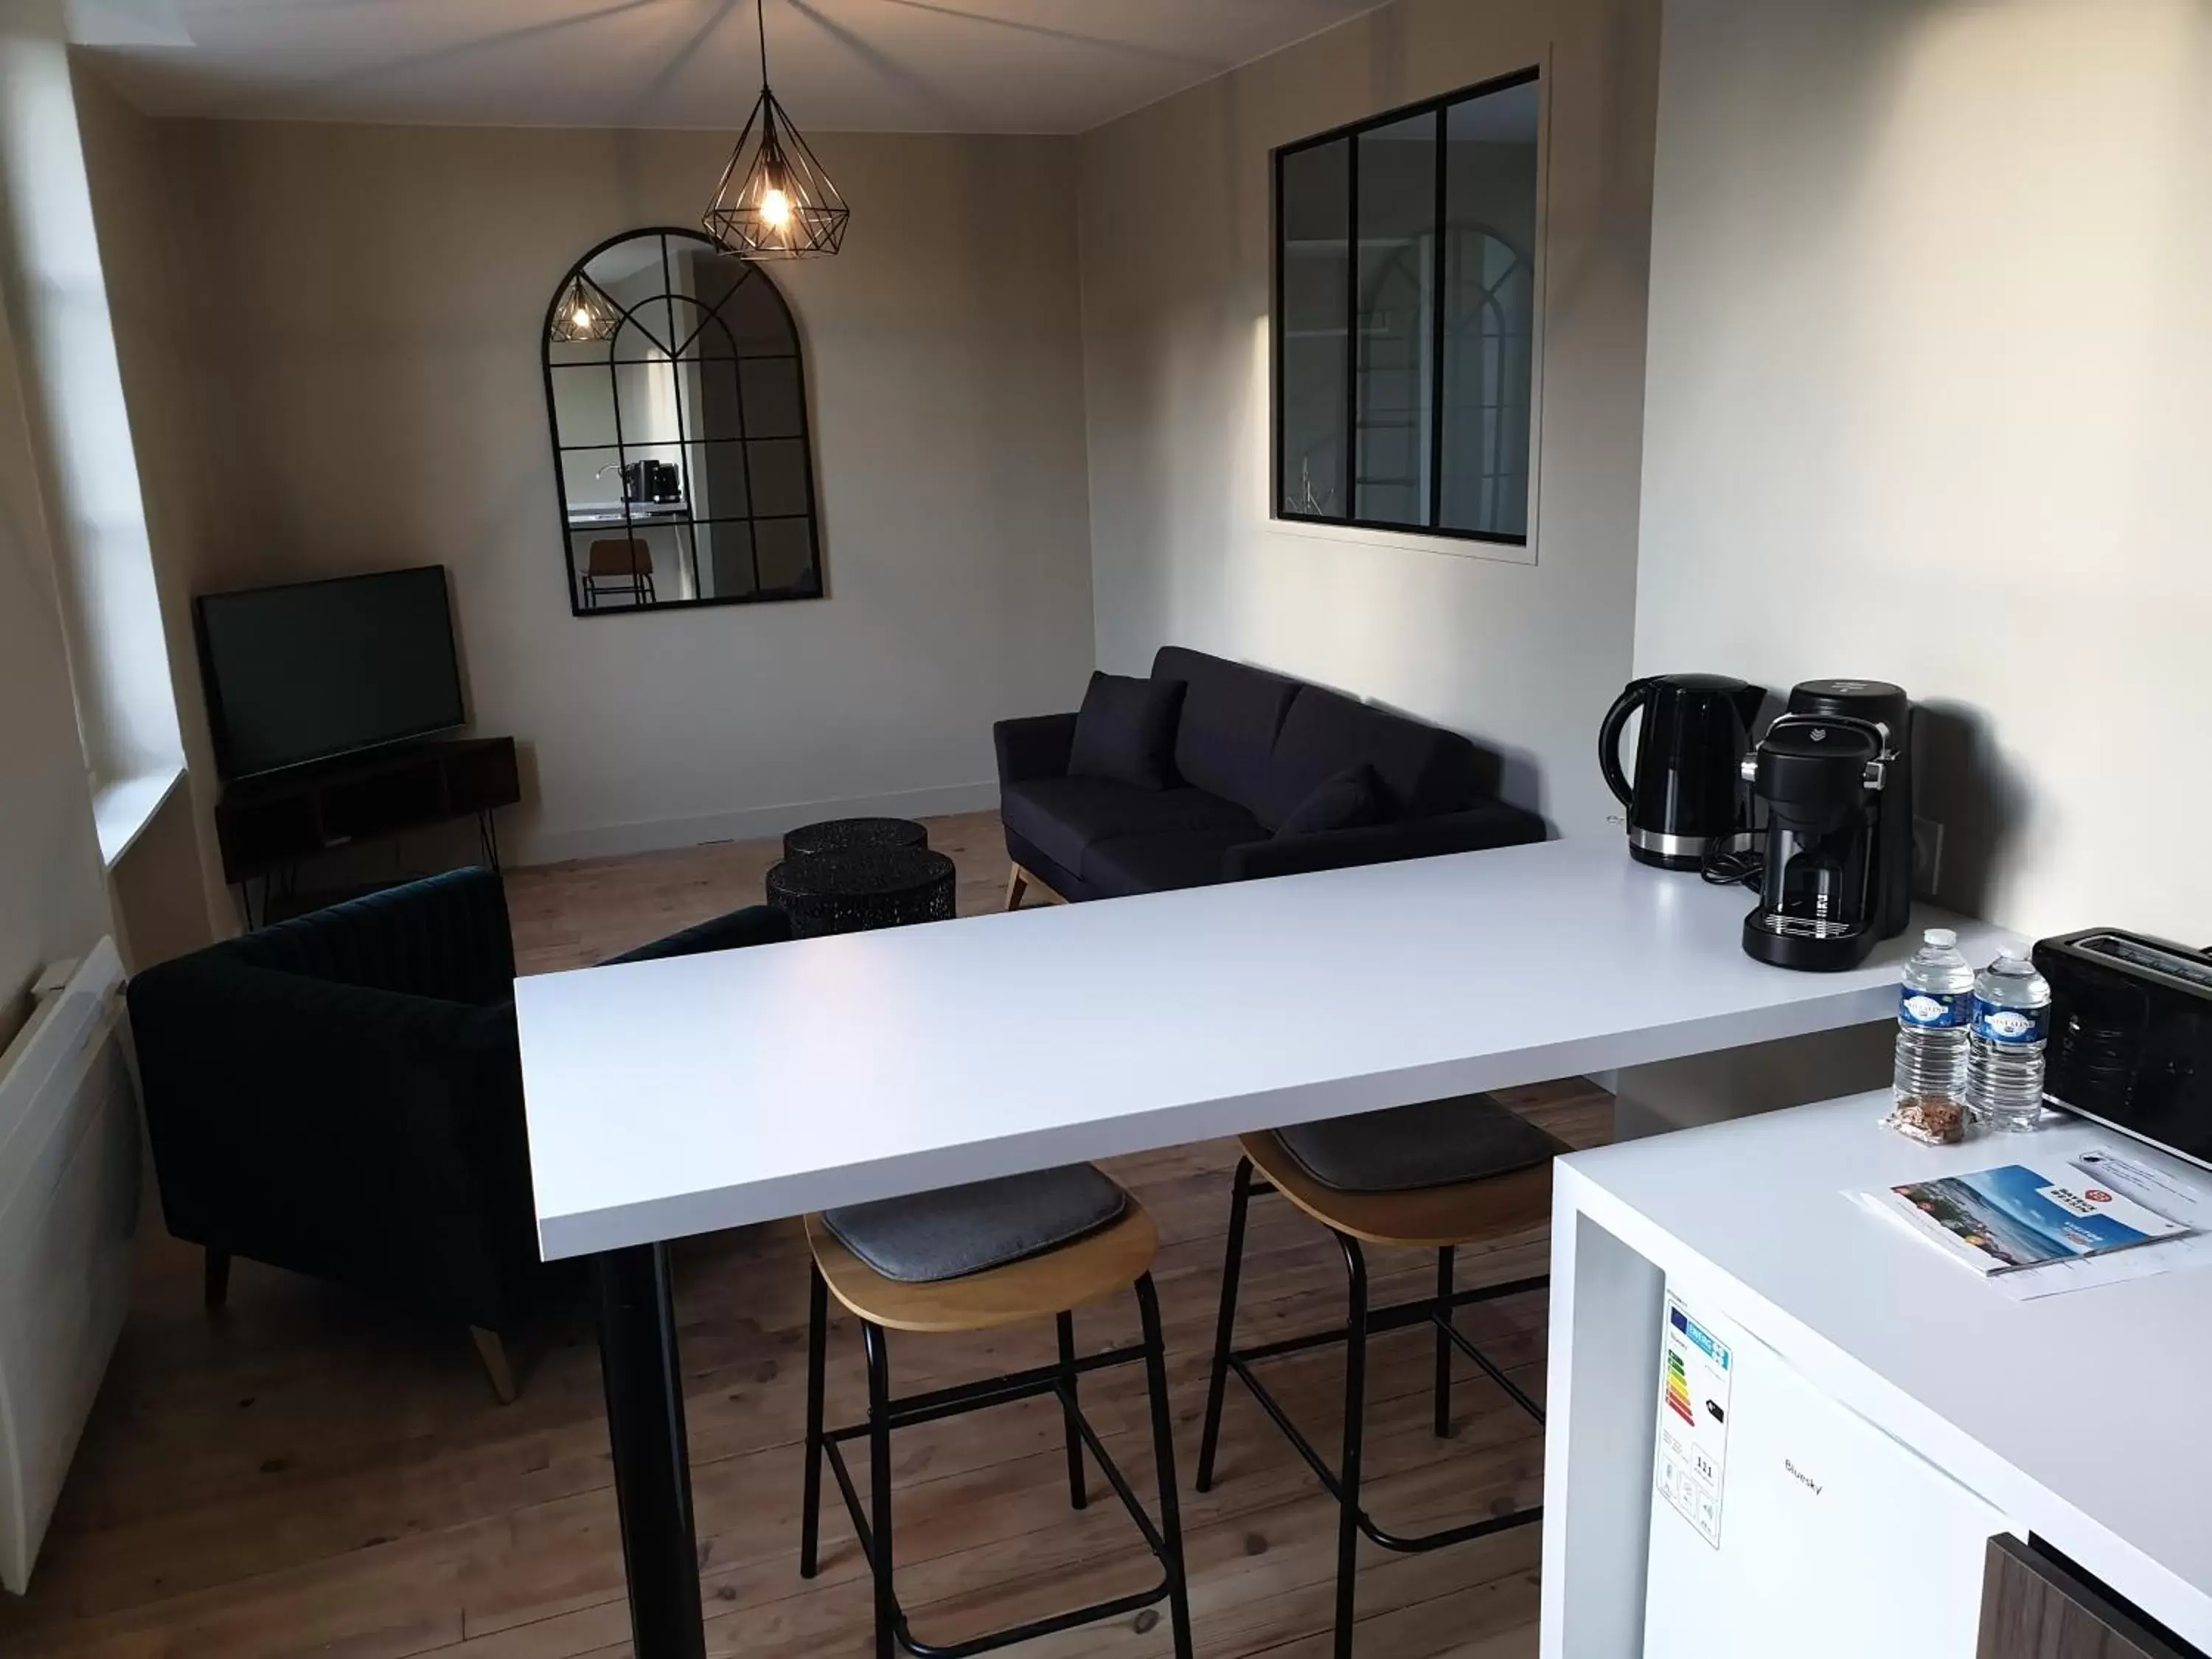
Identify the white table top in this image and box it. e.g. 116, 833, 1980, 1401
1558, 1096, 2212, 1648
517, 837, 2009, 1260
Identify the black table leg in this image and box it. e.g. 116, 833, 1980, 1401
595, 1243, 706, 1659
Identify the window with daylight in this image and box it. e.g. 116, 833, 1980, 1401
543, 227, 824, 616
1273, 69, 1540, 546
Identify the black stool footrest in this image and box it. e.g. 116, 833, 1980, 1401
820, 1383, 1178, 1659
803, 1267, 1193, 1659
1195, 1152, 1546, 1659
1222, 1344, 1544, 1553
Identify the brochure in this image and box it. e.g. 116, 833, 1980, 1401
1868, 1160, 2192, 1276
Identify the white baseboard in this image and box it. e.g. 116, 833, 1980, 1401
513, 780, 1002, 869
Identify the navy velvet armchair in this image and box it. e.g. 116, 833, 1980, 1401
125, 866, 790, 1399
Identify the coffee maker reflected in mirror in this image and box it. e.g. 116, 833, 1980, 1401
1739, 679, 1914, 971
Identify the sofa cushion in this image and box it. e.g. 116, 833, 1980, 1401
821, 1164, 1128, 1284
1068, 672, 1183, 791
1228, 799, 1547, 883
1150, 646, 1298, 814
1262, 684, 1478, 829
1276, 764, 1385, 838
1001, 776, 1260, 880
1082, 828, 1254, 899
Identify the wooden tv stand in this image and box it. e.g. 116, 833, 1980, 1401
214, 737, 521, 921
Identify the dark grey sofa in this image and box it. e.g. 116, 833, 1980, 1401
994, 646, 1544, 902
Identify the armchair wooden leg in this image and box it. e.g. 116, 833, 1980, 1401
471, 1326, 519, 1405
204, 1248, 230, 1311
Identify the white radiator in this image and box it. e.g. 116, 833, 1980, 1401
0, 939, 138, 1594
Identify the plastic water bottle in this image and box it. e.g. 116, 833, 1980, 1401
1893, 928, 1973, 1131
1966, 952, 2052, 1132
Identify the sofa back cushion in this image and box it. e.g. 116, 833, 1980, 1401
1262, 685, 1478, 829
1275, 763, 1386, 837
1150, 646, 1298, 814
1068, 671, 1183, 790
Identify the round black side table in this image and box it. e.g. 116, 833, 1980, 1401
782, 816, 929, 861
766, 846, 957, 937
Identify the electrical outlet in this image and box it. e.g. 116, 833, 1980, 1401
1911, 816, 1944, 898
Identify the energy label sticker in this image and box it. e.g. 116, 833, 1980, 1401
1653, 1292, 1733, 1548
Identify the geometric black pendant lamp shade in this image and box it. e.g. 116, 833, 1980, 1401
548, 271, 622, 343
703, 0, 849, 260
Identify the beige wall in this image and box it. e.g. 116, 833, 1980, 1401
1078, 0, 1661, 835
72, 61, 225, 953
135, 119, 1095, 866
1635, 0, 2212, 937
0, 269, 109, 1041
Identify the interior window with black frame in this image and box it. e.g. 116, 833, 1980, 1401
1274, 69, 1540, 545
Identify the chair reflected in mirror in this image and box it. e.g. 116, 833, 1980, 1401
580, 537, 656, 610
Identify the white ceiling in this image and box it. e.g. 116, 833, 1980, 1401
73, 0, 1391, 133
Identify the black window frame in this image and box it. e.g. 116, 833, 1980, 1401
541, 225, 827, 619
1271, 66, 1541, 549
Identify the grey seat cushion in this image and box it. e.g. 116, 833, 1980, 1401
1275, 1094, 1567, 1193
821, 1164, 1129, 1284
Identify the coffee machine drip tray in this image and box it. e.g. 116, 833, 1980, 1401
1743, 908, 1880, 970
1748, 912, 1873, 943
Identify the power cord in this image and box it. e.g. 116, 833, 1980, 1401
1700, 832, 1764, 891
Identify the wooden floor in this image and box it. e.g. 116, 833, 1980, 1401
0, 813, 1609, 1659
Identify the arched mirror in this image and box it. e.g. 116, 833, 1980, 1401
543, 227, 824, 615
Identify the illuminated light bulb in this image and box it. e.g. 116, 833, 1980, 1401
759, 185, 791, 229
572, 305, 594, 330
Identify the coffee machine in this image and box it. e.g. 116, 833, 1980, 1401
1599, 673, 1765, 870
1739, 679, 1914, 970
621, 459, 682, 504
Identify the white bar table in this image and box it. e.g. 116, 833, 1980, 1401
515, 838, 2007, 1658
1540, 1093, 2212, 1657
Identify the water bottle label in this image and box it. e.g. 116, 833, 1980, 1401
1899, 989, 1970, 1029
1973, 998, 2048, 1045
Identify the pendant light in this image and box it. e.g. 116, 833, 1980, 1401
703, 0, 849, 260
549, 272, 621, 343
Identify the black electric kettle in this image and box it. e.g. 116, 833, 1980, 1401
1599, 673, 1765, 870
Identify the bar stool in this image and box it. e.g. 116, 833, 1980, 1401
801, 1164, 1194, 1659
1194, 1095, 1562, 1659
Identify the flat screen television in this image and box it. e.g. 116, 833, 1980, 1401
195, 566, 466, 779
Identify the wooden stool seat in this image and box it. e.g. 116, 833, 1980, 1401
803, 1202, 1159, 1333
1239, 1130, 1553, 1249
801, 1176, 1193, 1658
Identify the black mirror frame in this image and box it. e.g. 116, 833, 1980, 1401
541, 225, 827, 618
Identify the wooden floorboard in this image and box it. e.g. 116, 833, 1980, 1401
0, 812, 1609, 1658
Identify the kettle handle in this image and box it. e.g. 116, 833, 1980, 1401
1599, 679, 1653, 808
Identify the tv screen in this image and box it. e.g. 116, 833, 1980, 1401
196, 566, 466, 779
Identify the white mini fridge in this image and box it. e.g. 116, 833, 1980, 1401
1642, 1288, 2009, 1659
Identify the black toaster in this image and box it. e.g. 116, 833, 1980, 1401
2034, 928, 2212, 1170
